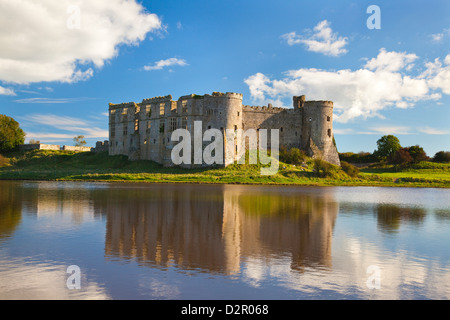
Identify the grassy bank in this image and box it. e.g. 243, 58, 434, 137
0, 150, 449, 188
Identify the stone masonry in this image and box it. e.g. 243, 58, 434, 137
108, 92, 340, 167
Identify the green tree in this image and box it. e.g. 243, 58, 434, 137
374, 135, 401, 160
0, 115, 26, 152
73, 135, 87, 147
407, 145, 428, 163
433, 151, 450, 163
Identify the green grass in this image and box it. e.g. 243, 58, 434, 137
0, 149, 449, 188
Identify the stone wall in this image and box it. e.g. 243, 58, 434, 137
108, 92, 341, 167
19, 144, 61, 151
62, 145, 92, 152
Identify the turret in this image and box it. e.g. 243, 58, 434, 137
300, 99, 340, 165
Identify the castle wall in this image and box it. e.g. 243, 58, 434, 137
242, 106, 302, 150
108, 92, 340, 167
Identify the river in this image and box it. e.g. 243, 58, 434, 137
0, 180, 449, 299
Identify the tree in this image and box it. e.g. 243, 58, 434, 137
0, 114, 26, 152
389, 148, 413, 165
374, 135, 401, 160
407, 145, 428, 163
433, 151, 450, 163
73, 135, 87, 147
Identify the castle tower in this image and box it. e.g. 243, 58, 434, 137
301, 99, 340, 166
203, 92, 243, 165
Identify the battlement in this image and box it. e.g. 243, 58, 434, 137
109, 102, 138, 110
142, 95, 173, 104
243, 104, 286, 113
304, 100, 334, 107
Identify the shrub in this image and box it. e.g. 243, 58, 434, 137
313, 158, 333, 178
279, 146, 307, 165
339, 151, 378, 163
341, 161, 360, 177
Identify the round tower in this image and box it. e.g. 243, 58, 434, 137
301, 100, 340, 165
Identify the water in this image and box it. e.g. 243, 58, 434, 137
0, 180, 449, 300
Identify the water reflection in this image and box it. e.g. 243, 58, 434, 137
0, 182, 22, 241
103, 185, 338, 274
0, 181, 449, 299
375, 204, 426, 233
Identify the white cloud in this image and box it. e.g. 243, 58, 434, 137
430, 29, 450, 42
0, 0, 162, 84
143, 58, 188, 71
418, 127, 450, 135
0, 86, 15, 96
423, 55, 450, 95
244, 49, 448, 123
364, 48, 418, 72
20, 114, 108, 143
14, 97, 95, 104
281, 20, 348, 57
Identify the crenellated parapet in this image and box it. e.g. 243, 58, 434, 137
142, 95, 173, 104
109, 101, 138, 110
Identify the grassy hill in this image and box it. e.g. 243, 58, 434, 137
0, 149, 449, 188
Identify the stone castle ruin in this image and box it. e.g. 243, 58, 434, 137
108, 92, 340, 167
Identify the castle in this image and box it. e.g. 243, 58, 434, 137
108, 92, 340, 167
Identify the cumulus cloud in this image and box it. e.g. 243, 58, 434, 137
143, 58, 188, 71
0, 0, 162, 84
244, 48, 449, 123
281, 20, 348, 57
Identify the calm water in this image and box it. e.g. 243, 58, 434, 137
0, 180, 449, 300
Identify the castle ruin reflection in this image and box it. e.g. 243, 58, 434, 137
103, 184, 339, 274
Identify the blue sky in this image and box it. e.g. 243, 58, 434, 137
0, 0, 449, 156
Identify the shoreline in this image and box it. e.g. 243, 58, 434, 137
1, 176, 448, 189
1, 150, 449, 189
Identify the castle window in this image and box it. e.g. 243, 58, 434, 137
280, 127, 283, 132
146, 121, 151, 135
295, 131, 297, 136
327, 116, 331, 122
237, 111, 240, 116
159, 119, 165, 133
182, 117, 188, 130
134, 119, 139, 132
169, 117, 177, 132
160, 103, 165, 116
327, 129, 332, 137
146, 106, 151, 118
144, 139, 147, 145
234, 125, 238, 131
208, 125, 211, 129
123, 124, 128, 136
110, 125, 115, 138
